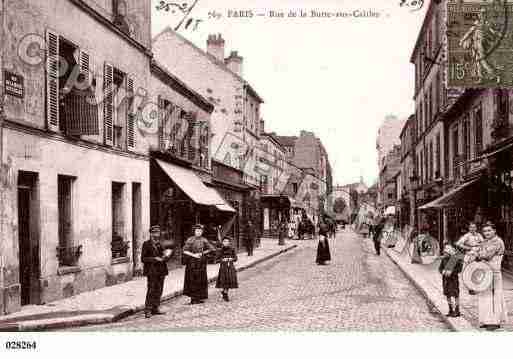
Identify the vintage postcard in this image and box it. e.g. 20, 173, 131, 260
0, 0, 512, 357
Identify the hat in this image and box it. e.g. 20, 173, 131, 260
462, 261, 494, 293
150, 225, 161, 233
192, 224, 204, 230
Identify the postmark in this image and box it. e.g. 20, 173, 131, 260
447, 0, 513, 88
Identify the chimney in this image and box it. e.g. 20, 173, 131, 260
207, 33, 225, 61
225, 51, 243, 76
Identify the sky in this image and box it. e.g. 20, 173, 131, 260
151, 0, 428, 187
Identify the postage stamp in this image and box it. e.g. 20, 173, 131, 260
446, 0, 513, 88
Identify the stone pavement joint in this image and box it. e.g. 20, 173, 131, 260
0, 240, 297, 332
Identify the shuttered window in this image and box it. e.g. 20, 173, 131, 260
103, 62, 114, 146
46, 29, 60, 132
126, 76, 136, 151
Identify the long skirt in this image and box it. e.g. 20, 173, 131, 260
183, 258, 209, 300
478, 270, 508, 326
216, 262, 238, 289
316, 238, 331, 263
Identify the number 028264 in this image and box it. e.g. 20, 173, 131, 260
4, 341, 37, 350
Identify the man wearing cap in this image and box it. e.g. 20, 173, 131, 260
141, 225, 169, 318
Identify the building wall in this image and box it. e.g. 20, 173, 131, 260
447, 90, 495, 180
376, 115, 406, 170
1, 0, 152, 314
152, 30, 246, 171
2, 128, 150, 312
2, 0, 151, 155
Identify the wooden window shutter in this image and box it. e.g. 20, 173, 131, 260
158, 95, 164, 150
126, 76, 136, 151
103, 62, 114, 146
46, 29, 60, 132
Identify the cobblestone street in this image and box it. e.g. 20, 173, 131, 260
71, 230, 449, 331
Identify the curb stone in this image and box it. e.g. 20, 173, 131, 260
0, 244, 298, 332
383, 247, 477, 332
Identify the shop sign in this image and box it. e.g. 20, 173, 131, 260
4, 70, 24, 99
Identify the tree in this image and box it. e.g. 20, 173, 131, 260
333, 197, 347, 214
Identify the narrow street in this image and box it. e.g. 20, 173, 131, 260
71, 230, 448, 331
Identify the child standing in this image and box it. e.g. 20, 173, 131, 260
439, 242, 464, 317
216, 237, 238, 302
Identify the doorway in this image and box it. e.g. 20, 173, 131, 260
132, 182, 142, 273
17, 171, 40, 306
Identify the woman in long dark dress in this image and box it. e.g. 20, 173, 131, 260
316, 221, 331, 265
183, 224, 216, 305
216, 237, 238, 301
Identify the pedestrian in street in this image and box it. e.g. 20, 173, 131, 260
372, 218, 386, 256
466, 222, 508, 331
298, 220, 304, 240
278, 218, 287, 245
316, 221, 331, 265
216, 236, 238, 302
245, 220, 256, 256
141, 225, 170, 318
183, 224, 216, 305
438, 242, 464, 317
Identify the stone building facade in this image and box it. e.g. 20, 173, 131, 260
0, 0, 152, 314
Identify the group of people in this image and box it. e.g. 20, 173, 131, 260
141, 224, 239, 318
438, 221, 507, 330
142, 217, 338, 318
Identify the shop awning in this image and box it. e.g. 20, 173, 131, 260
419, 178, 480, 210
155, 159, 234, 210
215, 203, 236, 213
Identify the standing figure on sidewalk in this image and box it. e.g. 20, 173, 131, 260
466, 222, 508, 331
245, 220, 256, 256
183, 224, 216, 305
141, 225, 170, 318
216, 237, 238, 302
316, 221, 331, 265
372, 218, 386, 256
456, 222, 484, 295
439, 242, 464, 317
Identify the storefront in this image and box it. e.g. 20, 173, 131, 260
261, 195, 291, 238
150, 156, 236, 267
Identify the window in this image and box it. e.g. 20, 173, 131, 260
112, 0, 130, 35
424, 93, 429, 129
435, 133, 441, 178
463, 115, 471, 162
496, 89, 509, 121
112, 182, 127, 258
475, 105, 483, 155
58, 175, 80, 267
292, 182, 298, 194
429, 140, 434, 180
452, 126, 459, 178
113, 68, 127, 149
103, 64, 136, 150
46, 31, 99, 137
420, 151, 424, 185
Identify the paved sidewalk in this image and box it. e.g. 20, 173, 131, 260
0, 240, 297, 331
384, 244, 513, 332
